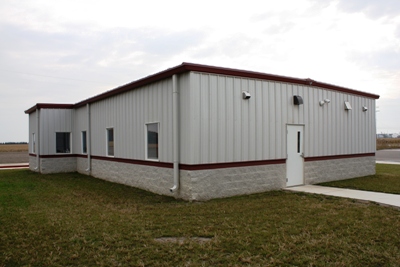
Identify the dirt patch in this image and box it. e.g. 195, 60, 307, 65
154, 237, 213, 245
0, 152, 29, 164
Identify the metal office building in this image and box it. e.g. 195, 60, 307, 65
25, 63, 379, 200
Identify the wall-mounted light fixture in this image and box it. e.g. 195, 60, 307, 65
362, 106, 368, 112
242, 91, 251, 100
293, 95, 303, 105
344, 101, 352, 110
319, 99, 331, 106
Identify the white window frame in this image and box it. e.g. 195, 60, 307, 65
32, 133, 36, 153
145, 122, 160, 161
81, 131, 87, 154
55, 132, 71, 154
106, 127, 114, 157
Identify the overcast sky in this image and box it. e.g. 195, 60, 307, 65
1, 0, 399, 142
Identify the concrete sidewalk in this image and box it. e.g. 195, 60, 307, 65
0, 163, 29, 170
286, 185, 400, 208
376, 161, 400, 165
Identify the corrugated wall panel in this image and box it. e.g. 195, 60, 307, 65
209, 75, 219, 163
30, 70, 377, 165
28, 112, 37, 153
185, 72, 376, 165
216, 76, 226, 162
39, 109, 73, 155
73, 106, 87, 154
254, 80, 263, 160
87, 77, 174, 162
267, 82, 276, 159
178, 73, 191, 163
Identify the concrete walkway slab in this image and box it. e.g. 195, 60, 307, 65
376, 161, 400, 165
0, 163, 29, 170
286, 185, 400, 208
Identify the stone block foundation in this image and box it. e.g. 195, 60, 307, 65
29, 154, 376, 201
29, 155, 77, 174
304, 156, 375, 184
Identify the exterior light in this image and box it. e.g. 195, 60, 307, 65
319, 99, 330, 106
242, 91, 251, 99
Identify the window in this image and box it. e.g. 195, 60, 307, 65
107, 128, 114, 156
82, 131, 87, 154
56, 132, 71, 153
32, 133, 36, 153
146, 123, 159, 160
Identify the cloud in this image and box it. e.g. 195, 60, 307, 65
311, 0, 400, 19
1, 0, 400, 142
349, 50, 400, 71
335, 0, 400, 19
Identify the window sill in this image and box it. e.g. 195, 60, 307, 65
146, 158, 160, 162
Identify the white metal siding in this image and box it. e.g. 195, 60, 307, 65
184, 72, 376, 164
73, 106, 88, 153
87, 77, 175, 162
32, 71, 376, 164
28, 111, 37, 153
39, 109, 73, 155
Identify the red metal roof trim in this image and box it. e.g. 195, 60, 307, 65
182, 63, 380, 99
26, 62, 380, 113
74, 63, 379, 107
74, 64, 189, 108
24, 103, 74, 114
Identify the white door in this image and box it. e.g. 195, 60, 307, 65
286, 125, 304, 187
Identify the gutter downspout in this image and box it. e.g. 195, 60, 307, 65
34, 108, 40, 171
170, 74, 180, 192
85, 103, 91, 173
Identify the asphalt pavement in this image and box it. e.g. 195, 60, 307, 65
376, 149, 400, 163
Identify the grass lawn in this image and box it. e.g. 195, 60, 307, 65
1, 170, 400, 266
320, 164, 400, 194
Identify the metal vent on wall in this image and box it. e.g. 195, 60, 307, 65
344, 101, 352, 110
293, 95, 303, 105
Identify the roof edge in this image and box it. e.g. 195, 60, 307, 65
181, 62, 380, 99
24, 103, 74, 114
26, 62, 380, 113
74, 63, 190, 108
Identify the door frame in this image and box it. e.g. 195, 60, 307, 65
286, 124, 305, 187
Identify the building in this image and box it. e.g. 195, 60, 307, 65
25, 63, 380, 200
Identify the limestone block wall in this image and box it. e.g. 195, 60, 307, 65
88, 159, 179, 197
77, 157, 90, 175
39, 157, 77, 174
29, 155, 376, 201
83, 158, 286, 201
181, 164, 286, 201
305, 156, 375, 184
29, 155, 38, 172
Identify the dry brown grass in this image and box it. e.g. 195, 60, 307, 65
376, 138, 400, 150
0, 144, 28, 152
